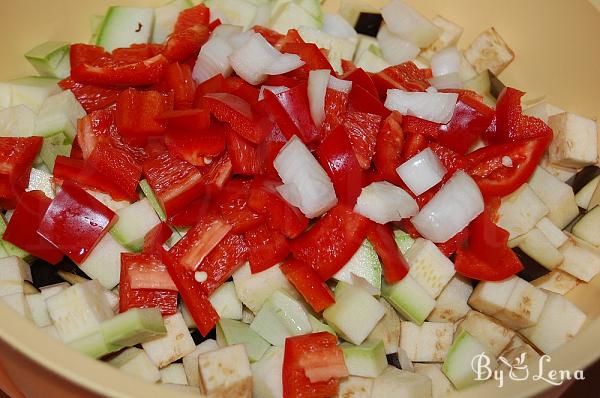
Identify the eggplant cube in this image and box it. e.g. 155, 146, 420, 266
528, 167, 579, 229
532, 270, 579, 296
464, 28, 515, 75
523, 102, 564, 124
558, 236, 600, 282
336, 376, 374, 398
405, 239, 455, 299
400, 321, 454, 363
493, 278, 548, 329
1, 293, 32, 320
517, 228, 564, 270
497, 184, 549, 240
428, 276, 473, 323
141, 313, 196, 368
420, 16, 464, 60
455, 311, 514, 357
468, 277, 519, 317
198, 344, 252, 398
521, 292, 586, 353
183, 339, 219, 387
0, 256, 32, 296
548, 112, 598, 168
413, 363, 455, 398
108, 347, 161, 383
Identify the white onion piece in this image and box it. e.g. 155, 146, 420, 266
264, 53, 305, 75
228, 30, 256, 49
322, 13, 358, 39
229, 33, 280, 85
212, 24, 243, 40
204, 93, 252, 119
354, 181, 419, 224
411, 171, 484, 243
351, 274, 380, 296
381, 0, 441, 48
428, 73, 463, 90
192, 36, 234, 83
307, 69, 331, 127
377, 25, 420, 65
397, 148, 447, 196
327, 75, 353, 94
431, 47, 461, 76
274, 136, 337, 218
385, 89, 458, 124
258, 85, 289, 101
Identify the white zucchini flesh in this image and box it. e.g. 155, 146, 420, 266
400, 321, 454, 363
197, 344, 253, 398
141, 313, 196, 369
455, 311, 514, 357
183, 339, 219, 387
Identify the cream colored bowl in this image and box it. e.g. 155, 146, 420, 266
1, 0, 599, 397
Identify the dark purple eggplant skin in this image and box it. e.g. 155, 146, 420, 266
31, 258, 89, 288
513, 248, 550, 282
387, 353, 403, 369
355, 13, 383, 37
571, 166, 600, 194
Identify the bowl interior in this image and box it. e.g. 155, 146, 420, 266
0, 1, 599, 397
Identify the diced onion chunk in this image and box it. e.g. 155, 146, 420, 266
354, 181, 419, 224
384, 89, 458, 124
397, 148, 447, 196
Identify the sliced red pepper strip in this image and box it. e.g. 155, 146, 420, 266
70, 44, 168, 87
466, 135, 551, 197
263, 82, 321, 145
215, 179, 264, 234
436, 227, 470, 257
37, 182, 117, 263
3, 191, 63, 264
322, 87, 350, 135
200, 153, 233, 194
158, 109, 211, 133
164, 126, 226, 166
196, 233, 249, 295
0, 136, 43, 209
342, 111, 382, 170
143, 151, 205, 218
316, 126, 363, 206
371, 62, 431, 97
253, 25, 285, 46
162, 248, 220, 336
280, 259, 335, 313
115, 88, 172, 145
402, 116, 440, 139
163, 24, 210, 62
202, 93, 266, 144
173, 3, 210, 33
58, 77, 122, 113
247, 177, 308, 239
291, 205, 371, 281
348, 84, 390, 118
283, 332, 346, 398
158, 63, 196, 109
487, 87, 553, 144
374, 111, 404, 185
341, 67, 378, 97
401, 131, 429, 162
120, 253, 179, 316
227, 130, 265, 176
280, 42, 333, 80
244, 224, 290, 274
368, 224, 409, 283
143, 222, 173, 255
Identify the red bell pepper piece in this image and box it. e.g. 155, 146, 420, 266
341, 68, 378, 97
162, 249, 220, 336
173, 3, 210, 33
202, 93, 266, 144
169, 215, 231, 272
257, 122, 287, 178
291, 205, 371, 281
488, 87, 553, 144
341, 59, 357, 74
438, 91, 495, 153
227, 130, 265, 176
263, 83, 321, 145
37, 182, 117, 263
196, 233, 249, 295
70, 140, 84, 160
402, 116, 440, 139
401, 131, 429, 162
437, 227, 471, 257
111, 44, 163, 63
316, 126, 363, 206
120, 253, 179, 316
53, 156, 131, 202
159, 63, 196, 109
0, 136, 43, 208
466, 135, 551, 197
248, 178, 308, 239
164, 25, 210, 62
158, 109, 211, 133
200, 153, 233, 193
280, 42, 333, 79
3, 191, 63, 264
253, 25, 285, 46
455, 200, 523, 281
86, 141, 143, 202
264, 75, 301, 89
348, 84, 390, 118
143, 222, 173, 255
244, 224, 290, 274
428, 143, 468, 176
280, 259, 335, 312
368, 224, 409, 284
58, 78, 122, 113
224, 77, 261, 105
164, 126, 226, 166
283, 332, 347, 398
322, 86, 350, 135
169, 197, 213, 228
276, 29, 305, 48
342, 111, 382, 169
143, 151, 206, 217
115, 88, 172, 145
372, 62, 432, 97
70, 44, 168, 87
77, 107, 117, 159
215, 179, 264, 234
374, 111, 404, 185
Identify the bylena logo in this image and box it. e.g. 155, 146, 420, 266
471, 352, 585, 388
